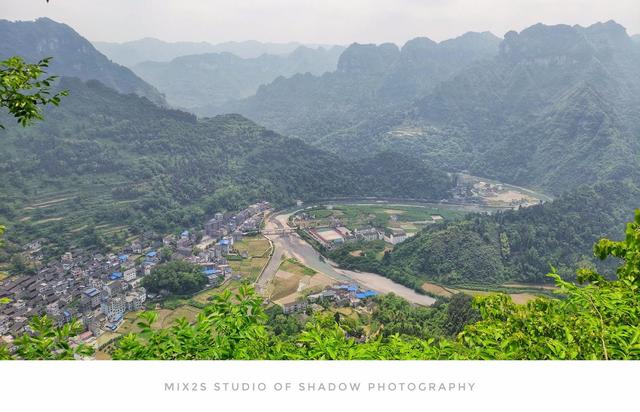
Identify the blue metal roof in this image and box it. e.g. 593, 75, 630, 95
355, 293, 367, 299
347, 285, 358, 292
219, 239, 230, 245
110, 272, 123, 280
202, 269, 220, 275
118, 255, 128, 261
146, 251, 157, 257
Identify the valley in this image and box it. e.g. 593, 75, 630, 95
1, 11, 639, 362
256, 177, 550, 308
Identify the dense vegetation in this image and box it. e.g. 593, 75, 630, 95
318, 22, 640, 194
142, 261, 208, 295
223, 33, 500, 141
329, 182, 640, 287
0, 77, 452, 259
227, 22, 640, 196
2, 18, 639, 362
4, 210, 639, 360
0, 18, 165, 105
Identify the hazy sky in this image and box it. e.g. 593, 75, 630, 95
2, 0, 639, 45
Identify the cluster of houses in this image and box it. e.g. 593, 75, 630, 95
0, 201, 272, 348
0, 245, 155, 346
281, 283, 379, 314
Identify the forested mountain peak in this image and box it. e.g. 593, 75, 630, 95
223, 30, 501, 139
579, 20, 634, 49
0, 18, 166, 106
336, 42, 401, 74
500, 21, 635, 63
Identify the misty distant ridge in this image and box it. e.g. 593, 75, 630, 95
130, 45, 346, 110
93, 37, 342, 66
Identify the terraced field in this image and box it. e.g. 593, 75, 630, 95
6, 179, 145, 253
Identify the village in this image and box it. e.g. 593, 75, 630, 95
0, 184, 548, 353
279, 283, 380, 315
0, 201, 271, 350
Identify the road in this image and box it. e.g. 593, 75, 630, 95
256, 210, 436, 306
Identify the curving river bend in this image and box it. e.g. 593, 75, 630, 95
257, 209, 438, 306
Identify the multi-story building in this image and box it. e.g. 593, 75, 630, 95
384, 228, 408, 245
123, 268, 137, 282
101, 295, 126, 322
81, 288, 101, 310
355, 227, 381, 242
125, 288, 146, 311
205, 217, 223, 237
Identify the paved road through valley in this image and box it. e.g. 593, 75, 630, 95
256, 210, 436, 306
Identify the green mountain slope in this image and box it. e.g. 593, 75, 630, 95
386, 182, 640, 286
223, 33, 500, 141
319, 21, 640, 194
327, 182, 640, 289
0, 18, 165, 106
0, 78, 452, 257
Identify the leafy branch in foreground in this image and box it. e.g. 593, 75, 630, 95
2, 316, 93, 360
0, 56, 68, 129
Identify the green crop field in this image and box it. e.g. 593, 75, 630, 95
298, 203, 465, 232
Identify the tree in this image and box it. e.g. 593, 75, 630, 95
113, 286, 271, 360
6, 316, 93, 360
142, 260, 207, 295
0, 56, 68, 129
444, 293, 480, 336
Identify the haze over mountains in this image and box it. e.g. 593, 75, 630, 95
222, 32, 502, 138
0, 18, 450, 254
1, 17, 640, 287
226, 21, 640, 195
130, 45, 345, 112
94, 38, 338, 66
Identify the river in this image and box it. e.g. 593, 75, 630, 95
255, 176, 550, 306
257, 210, 437, 306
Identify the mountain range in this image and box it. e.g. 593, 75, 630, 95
2, 17, 640, 287
222, 31, 501, 141
226, 21, 640, 195
131, 45, 345, 112
94, 38, 339, 66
